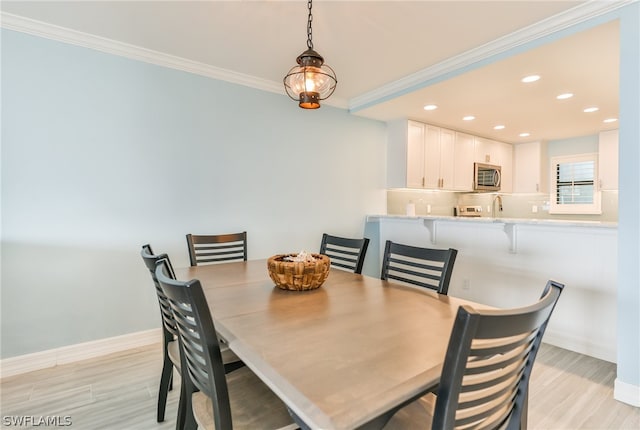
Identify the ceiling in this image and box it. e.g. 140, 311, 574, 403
1, 1, 622, 144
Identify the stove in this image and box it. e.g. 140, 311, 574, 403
457, 205, 483, 217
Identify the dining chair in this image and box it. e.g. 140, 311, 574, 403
383, 280, 564, 430
154, 260, 297, 430
140, 245, 243, 428
319, 233, 370, 274
380, 240, 458, 295
186, 232, 247, 266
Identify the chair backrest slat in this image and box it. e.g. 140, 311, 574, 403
186, 232, 247, 267
319, 233, 370, 274
432, 280, 564, 430
380, 240, 457, 295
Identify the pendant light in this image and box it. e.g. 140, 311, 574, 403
283, 0, 337, 109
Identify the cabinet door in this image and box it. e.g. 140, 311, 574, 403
598, 130, 618, 190
474, 137, 496, 164
439, 128, 455, 189
423, 125, 441, 188
453, 132, 475, 191
440, 128, 456, 190
406, 121, 425, 188
496, 141, 513, 193
514, 141, 541, 193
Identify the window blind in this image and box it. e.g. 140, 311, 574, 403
555, 160, 595, 205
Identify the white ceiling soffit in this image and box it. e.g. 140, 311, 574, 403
355, 19, 620, 143
349, 0, 628, 111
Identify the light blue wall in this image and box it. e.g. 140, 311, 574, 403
1, 30, 387, 358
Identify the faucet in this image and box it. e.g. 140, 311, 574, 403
492, 194, 503, 217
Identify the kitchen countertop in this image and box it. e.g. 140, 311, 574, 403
367, 214, 618, 229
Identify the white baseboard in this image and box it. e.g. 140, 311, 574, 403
614, 378, 640, 407
0, 328, 161, 379
542, 330, 616, 363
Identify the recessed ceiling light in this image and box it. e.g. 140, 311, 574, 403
519, 132, 531, 137
423, 104, 438, 111
494, 125, 505, 130
462, 115, 475, 121
557, 93, 574, 100
521, 75, 540, 83
583, 107, 599, 113
603, 118, 618, 123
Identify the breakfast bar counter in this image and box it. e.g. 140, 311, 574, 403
366, 214, 618, 229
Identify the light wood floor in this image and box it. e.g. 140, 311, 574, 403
1, 343, 638, 429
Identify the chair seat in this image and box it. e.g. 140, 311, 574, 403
192, 366, 294, 429
382, 393, 437, 429
167, 340, 181, 369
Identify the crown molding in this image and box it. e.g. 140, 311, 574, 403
0, 12, 282, 93
349, 0, 635, 112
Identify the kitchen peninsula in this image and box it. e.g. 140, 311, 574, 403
363, 214, 617, 363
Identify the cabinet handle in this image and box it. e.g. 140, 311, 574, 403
422, 177, 425, 187
536, 183, 539, 192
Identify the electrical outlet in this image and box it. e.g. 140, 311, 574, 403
532, 205, 538, 213
462, 279, 470, 290
426, 204, 431, 214
487, 206, 492, 214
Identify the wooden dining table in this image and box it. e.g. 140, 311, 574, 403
175, 259, 486, 430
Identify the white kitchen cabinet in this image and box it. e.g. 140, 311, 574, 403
474, 136, 510, 165
474, 136, 497, 164
453, 132, 475, 191
424, 126, 455, 189
513, 141, 547, 193
406, 121, 426, 188
598, 129, 618, 190
398, 120, 455, 190
388, 119, 508, 191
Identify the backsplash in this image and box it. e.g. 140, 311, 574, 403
387, 189, 459, 217
387, 189, 618, 222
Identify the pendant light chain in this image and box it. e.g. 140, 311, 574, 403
306, 0, 314, 50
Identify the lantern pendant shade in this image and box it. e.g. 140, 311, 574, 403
284, 48, 337, 109
283, 0, 337, 109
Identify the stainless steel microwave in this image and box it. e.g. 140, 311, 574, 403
474, 162, 501, 192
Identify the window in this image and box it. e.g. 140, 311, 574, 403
550, 153, 601, 214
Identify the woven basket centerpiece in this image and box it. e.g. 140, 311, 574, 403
267, 252, 330, 291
